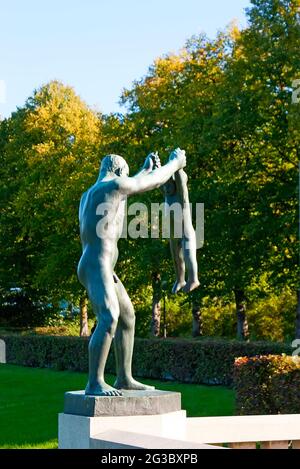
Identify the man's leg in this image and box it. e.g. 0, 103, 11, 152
85, 275, 122, 396
113, 275, 154, 390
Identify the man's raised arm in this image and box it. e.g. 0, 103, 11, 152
118, 148, 186, 196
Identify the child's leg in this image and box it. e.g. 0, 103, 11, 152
182, 211, 200, 293
169, 237, 186, 293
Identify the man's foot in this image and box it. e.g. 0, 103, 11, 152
114, 377, 155, 391
85, 381, 123, 397
172, 279, 186, 294
182, 279, 200, 293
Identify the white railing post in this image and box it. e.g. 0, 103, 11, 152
0, 339, 6, 363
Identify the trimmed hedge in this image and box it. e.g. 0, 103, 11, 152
234, 355, 300, 414
0, 334, 293, 386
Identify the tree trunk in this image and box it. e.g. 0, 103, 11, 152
234, 289, 249, 341
151, 272, 162, 337
79, 295, 89, 337
296, 289, 300, 339
192, 300, 202, 337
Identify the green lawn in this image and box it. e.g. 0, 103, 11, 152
0, 364, 235, 448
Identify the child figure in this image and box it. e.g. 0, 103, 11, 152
152, 149, 200, 294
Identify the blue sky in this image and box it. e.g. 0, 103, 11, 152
0, 0, 251, 117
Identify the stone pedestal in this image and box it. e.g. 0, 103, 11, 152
59, 389, 186, 449
64, 389, 181, 417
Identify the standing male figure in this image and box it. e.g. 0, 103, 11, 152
77, 148, 186, 396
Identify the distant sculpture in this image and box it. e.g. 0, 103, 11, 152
152, 155, 199, 294
77, 148, 186, 396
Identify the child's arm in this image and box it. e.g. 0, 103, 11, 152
150, 152, 172, 195
174, 169, 189, 205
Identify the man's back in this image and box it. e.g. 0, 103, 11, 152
79, 179, 122, 243
78, 178, 125, 285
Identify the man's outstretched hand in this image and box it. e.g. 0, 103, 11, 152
169, 148, 186, 170
142, 148, 185, 173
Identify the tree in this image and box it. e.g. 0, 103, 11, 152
0, 81, 101, 334
118, 34, 228, 333
94, 2, 300, 339
151, 271, 162, 336
198, 0, 300, 338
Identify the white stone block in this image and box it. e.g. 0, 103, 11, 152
185, 414, 300, 444
90, 429, 223, 449
58, 410, 186, 449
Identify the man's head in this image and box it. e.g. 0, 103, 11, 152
99, 154, 129, 177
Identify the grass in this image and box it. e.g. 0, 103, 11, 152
0, 364, 235, 449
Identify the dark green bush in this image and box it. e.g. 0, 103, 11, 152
0, 289, 55, 327
234, 355, 300, 414
1, 335, 90, 371
0, 334, 293, 386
